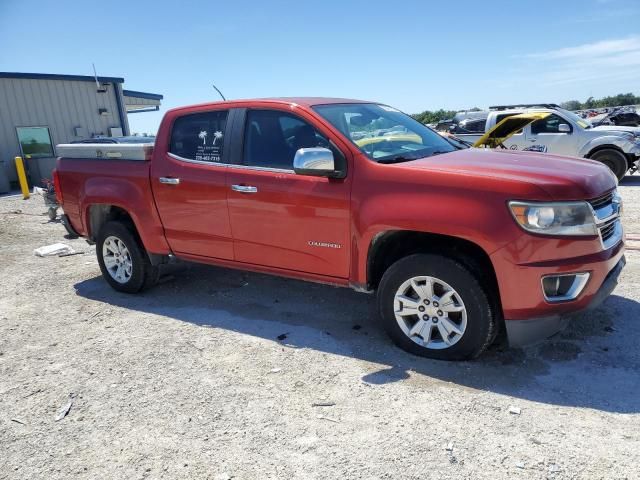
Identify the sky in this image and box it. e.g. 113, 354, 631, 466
1, 0, 640, 134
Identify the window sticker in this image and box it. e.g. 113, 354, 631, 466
195, 130, 224, 162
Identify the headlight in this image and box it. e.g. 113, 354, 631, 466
508, 201, 597, 236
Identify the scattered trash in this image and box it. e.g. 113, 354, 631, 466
548, 464, 561, 473
508, 406, 521, 415
311, 402, 335, 407
34, 243, 75, 257
352, 324, 362, 330
445, 442, 454, 452
23, 388, 43, 398
268, 368, 282, 374
515, 462, 525, 469
54, 395, 75, 421
10, 418, 26, 425
316, 414, 339, 423
58, 251, 84, 257
276, 333, 288, 341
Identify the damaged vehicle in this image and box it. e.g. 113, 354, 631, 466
448, 104, 640, 180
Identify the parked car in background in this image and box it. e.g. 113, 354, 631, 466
54, 98, 625, 360
448, 104, 640, 180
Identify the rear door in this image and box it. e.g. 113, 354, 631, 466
226, 108, 351, 278
151, 108, 234, 259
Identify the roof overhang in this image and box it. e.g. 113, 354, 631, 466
0, 71, 124, 83
123, 90, 163, 113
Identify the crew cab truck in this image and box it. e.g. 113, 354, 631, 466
449, 104, 640, 181
54, 98, 626, 361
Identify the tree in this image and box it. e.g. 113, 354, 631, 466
560, 100, 581, 111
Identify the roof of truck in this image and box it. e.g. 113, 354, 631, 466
167, 97, 372, 114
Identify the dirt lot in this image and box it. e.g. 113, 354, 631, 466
1, 176, 640, 480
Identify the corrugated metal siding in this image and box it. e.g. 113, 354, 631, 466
0, 78, 126, 184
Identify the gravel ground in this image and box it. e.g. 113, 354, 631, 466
1, 175, 640, 480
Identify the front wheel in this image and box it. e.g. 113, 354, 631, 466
590, 148, 628, 181
96, 221, 159, 293
377, 254, 496, 361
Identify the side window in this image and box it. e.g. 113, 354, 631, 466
243, 110, 330, 169
457, 118, 485, 134
170, 110, 227, 162
495, 113, 522, 135
531, 114, 569, 134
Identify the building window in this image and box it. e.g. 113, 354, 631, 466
16, 127, 54, 158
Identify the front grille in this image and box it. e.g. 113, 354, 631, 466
600, 219, 618, 243
587, 190, 622, 249
588, 191, 614, 210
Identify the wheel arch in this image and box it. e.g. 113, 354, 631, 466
86, 204, 166, 265
366, 230, 502, 315
86, 204, 136, 243
586, 143, 628, 162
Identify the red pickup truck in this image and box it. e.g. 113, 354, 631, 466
54, 98, 626, 360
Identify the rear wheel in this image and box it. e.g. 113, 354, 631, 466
590, 148, 628, 181
377, 254, 495, 361
96, 221, 159, 293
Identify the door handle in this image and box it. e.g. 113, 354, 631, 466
231, 184, 258, 193
159, 177, 180, 185
529, 138, 538, 142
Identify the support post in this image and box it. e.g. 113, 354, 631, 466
14, 156, 30, 199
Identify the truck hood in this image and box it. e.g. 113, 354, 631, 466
592, 125, 639, 134
394, 148, 616, 200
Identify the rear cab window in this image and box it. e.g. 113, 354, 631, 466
170, 110, 228, 162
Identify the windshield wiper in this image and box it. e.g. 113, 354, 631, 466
377, 155, 417, 164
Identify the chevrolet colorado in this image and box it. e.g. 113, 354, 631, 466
54, 98, 626, 360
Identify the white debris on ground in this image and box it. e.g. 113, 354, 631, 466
33, 243, 75, 257
1, 175, 640, 479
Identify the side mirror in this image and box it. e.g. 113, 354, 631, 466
558, 123, 571, 133
293, 147, 336, 177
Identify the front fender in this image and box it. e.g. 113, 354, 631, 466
351, 189, 532, 286
578, 135, 640, 157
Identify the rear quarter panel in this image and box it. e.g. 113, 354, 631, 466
56, 158, 170, 253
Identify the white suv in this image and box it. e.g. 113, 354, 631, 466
451, 104, 640, 180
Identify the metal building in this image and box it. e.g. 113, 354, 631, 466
0, 72, 162, 193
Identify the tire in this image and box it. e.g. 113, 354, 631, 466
96, 221, 159, 293
590, 148, 628, 181
377, 254, 495, 361
47, 207, 57, 221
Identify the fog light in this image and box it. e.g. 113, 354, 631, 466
541, 273, 590, 302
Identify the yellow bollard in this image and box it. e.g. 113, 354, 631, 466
14, 156, 30, 199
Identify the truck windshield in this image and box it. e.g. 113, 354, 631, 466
313, 103, 455, 163
558, 108, 593, 129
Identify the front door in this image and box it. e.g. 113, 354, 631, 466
525, 114, 577, 156
151, 108, 234, 260
226, 108, 351, 278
